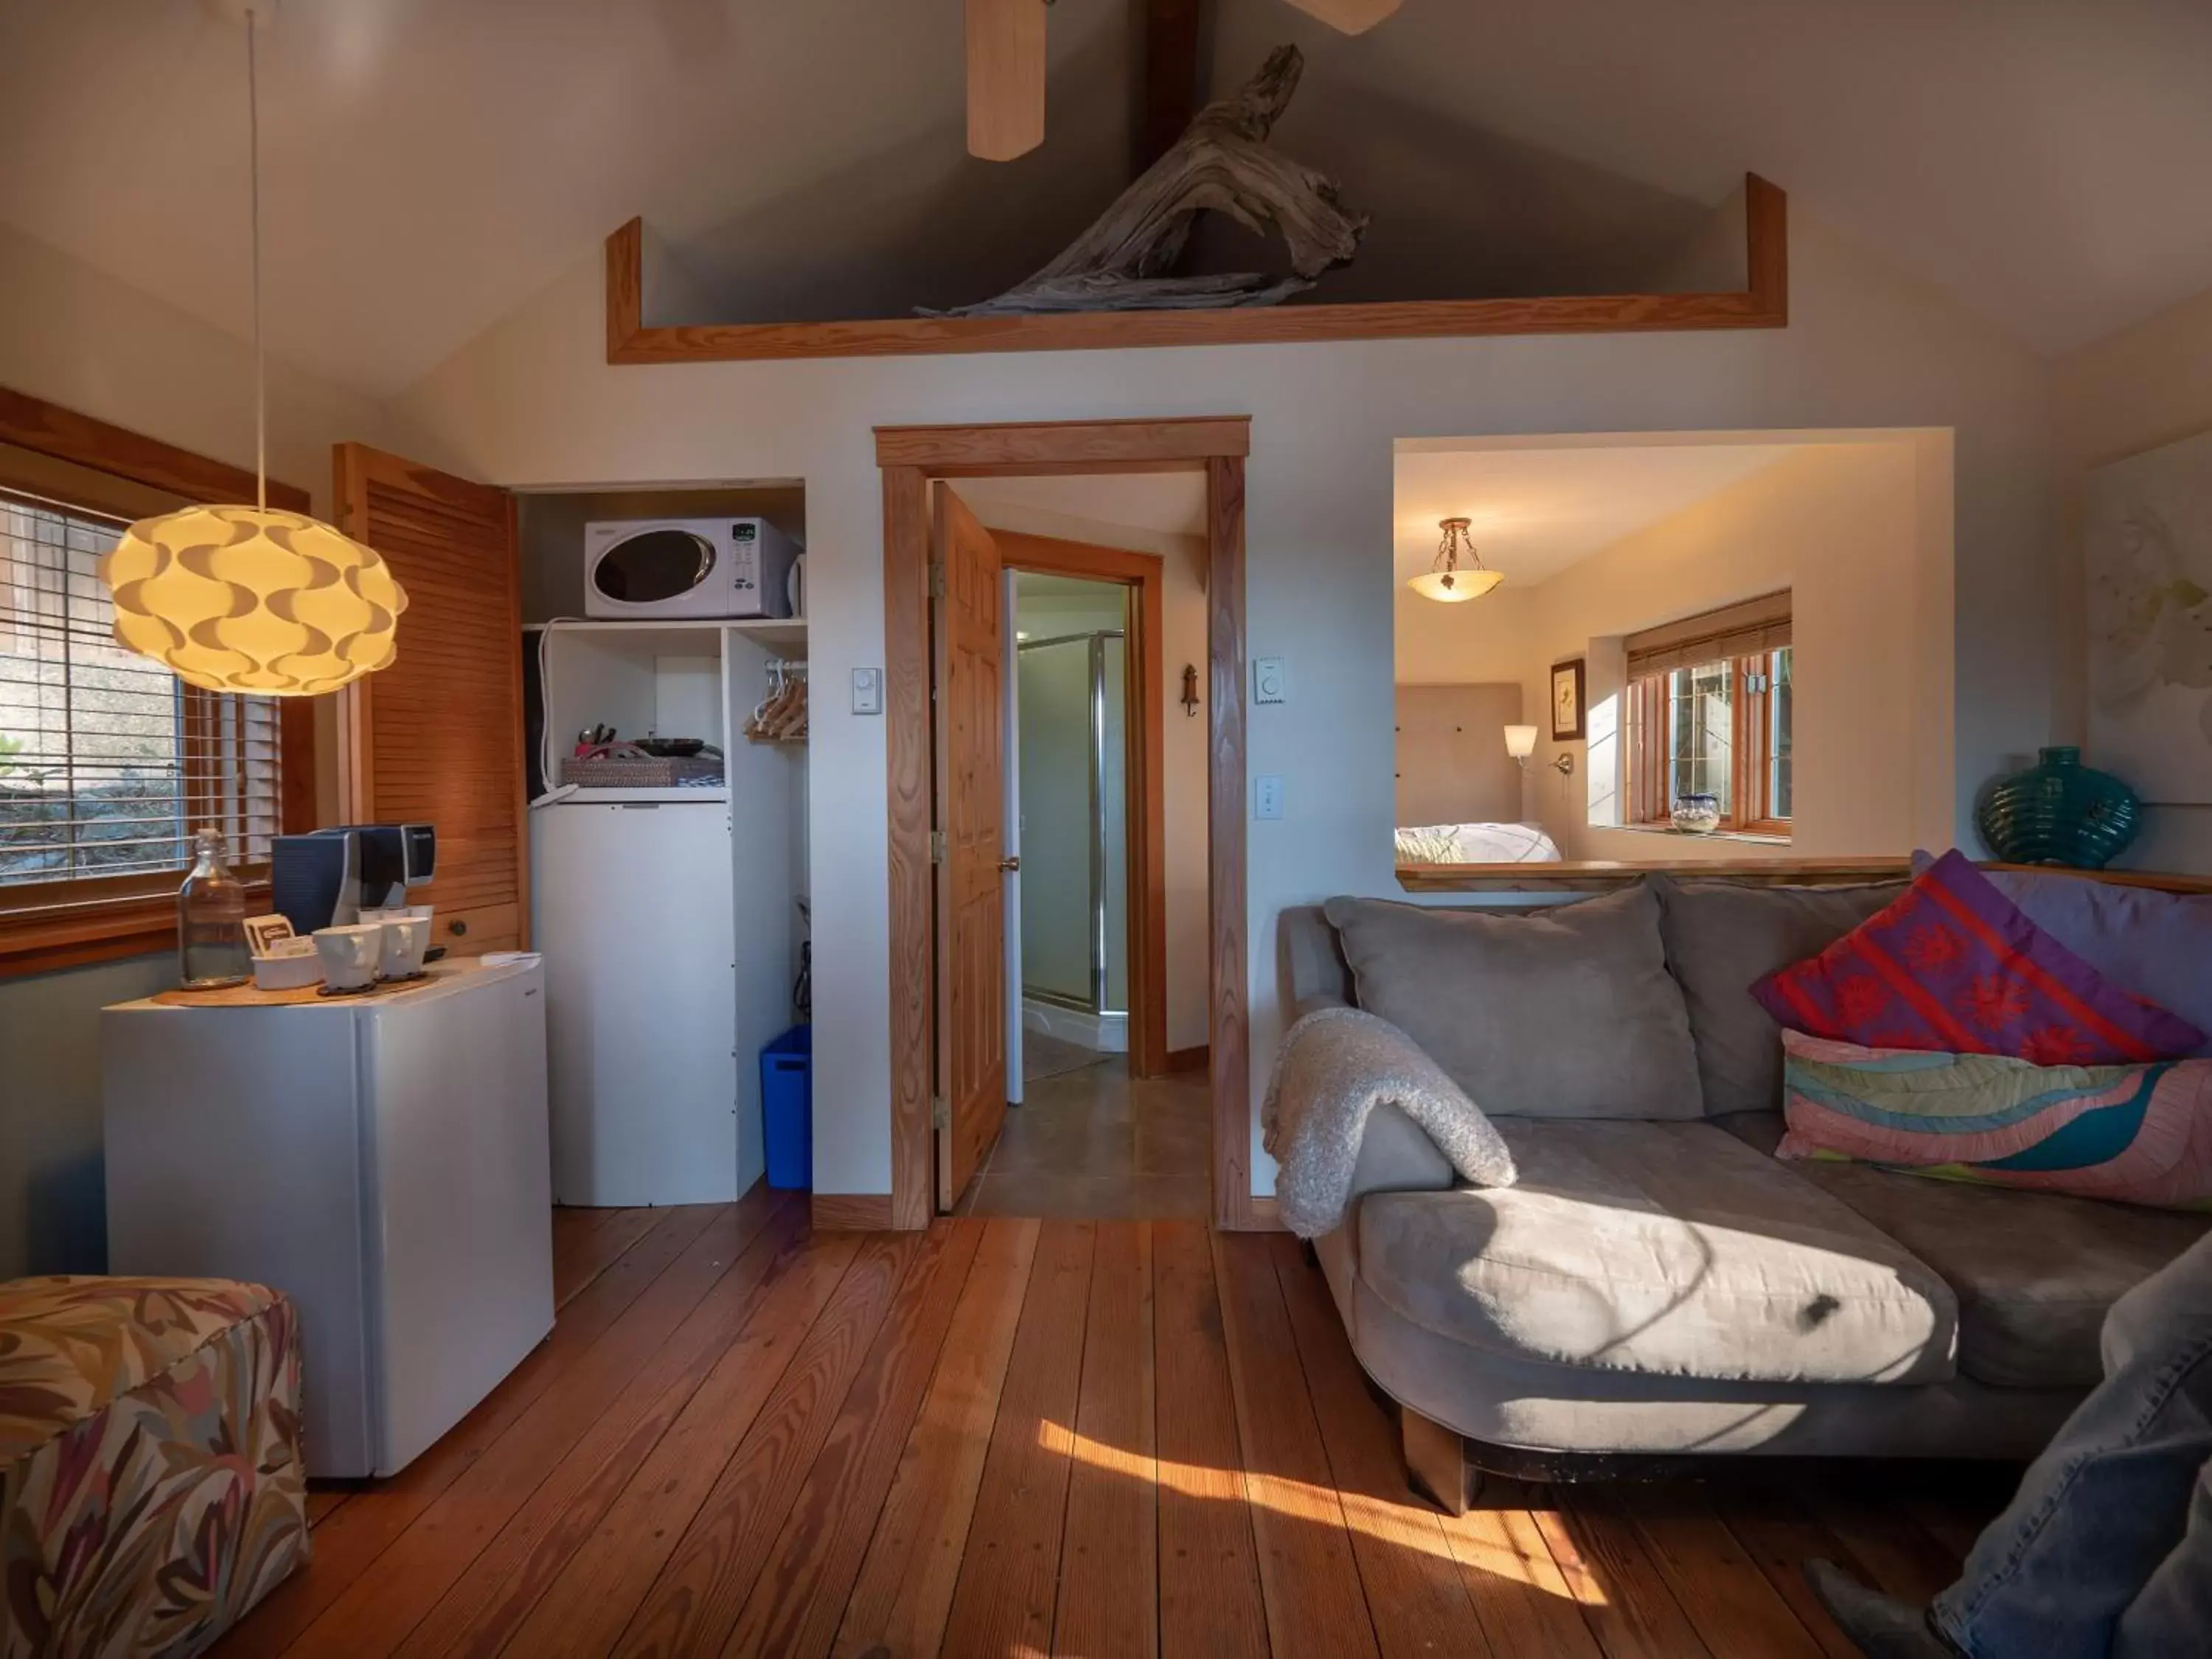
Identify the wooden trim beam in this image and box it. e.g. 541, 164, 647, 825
1206, 453, 1258, 1231
609, 176, 1788, 364
811, 1193, 897, 1231
884, 465, 936, 1232
1140, 0, 1205, 173
1397, 857, 1910, 894
0, 384, 312, 513
875, 417, 1248, 474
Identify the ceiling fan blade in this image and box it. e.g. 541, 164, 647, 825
1279, 0, 1403, 33
967, 0, 1047, 161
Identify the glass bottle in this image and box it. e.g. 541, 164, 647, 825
178, 827, 251, 989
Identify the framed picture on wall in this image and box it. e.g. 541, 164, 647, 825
1551, 658, 1587, 742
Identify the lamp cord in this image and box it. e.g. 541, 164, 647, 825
246, 7, 265, 513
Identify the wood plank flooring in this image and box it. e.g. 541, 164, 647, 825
222, 1199, 2002, 1659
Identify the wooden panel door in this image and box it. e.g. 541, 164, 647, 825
333, 444, 526, 959
933, 487, 1009, 1211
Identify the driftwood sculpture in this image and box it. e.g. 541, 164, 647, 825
925, 45, 1367, 316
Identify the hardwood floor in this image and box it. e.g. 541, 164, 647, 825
223, 1197, 2006, 1659
956, 1058, 1212, 1219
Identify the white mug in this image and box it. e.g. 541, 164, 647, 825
375, 914, 431, 979
313, 925, 383, 991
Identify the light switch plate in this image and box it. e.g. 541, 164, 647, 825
851, 667, 883, 715
1253, 656, 1287, 705
1254, 774, 1284, 820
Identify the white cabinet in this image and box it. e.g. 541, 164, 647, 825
529, 620, 805, 1207
102, 960, 554, 1478
535, 800, 738, 1205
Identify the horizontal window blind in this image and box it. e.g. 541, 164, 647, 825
0, 489, 281, 888
1624, 590, 1791, 681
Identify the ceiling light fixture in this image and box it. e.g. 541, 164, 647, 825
99, 7, 406, 696
1406, 517, 1502, 604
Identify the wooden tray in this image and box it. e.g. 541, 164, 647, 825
150, 964, 461, 1008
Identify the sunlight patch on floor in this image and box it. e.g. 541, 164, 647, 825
1043, 1419, 1595, 1601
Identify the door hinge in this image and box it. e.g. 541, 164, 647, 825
929, 829, 947, 864
931, 1095, 950, 1130
928, 564, 947, 601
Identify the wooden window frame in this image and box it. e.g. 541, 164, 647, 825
0, 386, 317, 978
1626, 647, 1792, 838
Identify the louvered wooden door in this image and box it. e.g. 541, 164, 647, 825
333, 445, 526, 958
933, 486, 1009, 1211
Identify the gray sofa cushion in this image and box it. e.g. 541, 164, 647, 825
1714, 1108, 2212, 1388
1356, 1118, 1958, 1387
1650, 876, 1906, 1116
1321, 886, 1702, 1119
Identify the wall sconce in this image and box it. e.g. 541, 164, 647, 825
1505, 724, 1573, 776
1181, 664, 1200, 717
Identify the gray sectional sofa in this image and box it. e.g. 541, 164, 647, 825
1280, 877, 2212, 1513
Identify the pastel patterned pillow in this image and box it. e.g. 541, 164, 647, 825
1778, 1030, 2212, 1211
1751, 849, 2205, 1065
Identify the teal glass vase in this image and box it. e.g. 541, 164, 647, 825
1975, 747, 2141, 869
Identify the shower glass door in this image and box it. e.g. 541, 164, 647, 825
1017, 630, 1127, 1019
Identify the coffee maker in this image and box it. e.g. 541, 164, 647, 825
271, 824, 437, 935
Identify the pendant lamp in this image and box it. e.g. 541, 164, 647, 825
1406, 516, 1502, 603
99, 9, 405, 696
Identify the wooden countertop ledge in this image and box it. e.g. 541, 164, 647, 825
1395, 858, 2212, 895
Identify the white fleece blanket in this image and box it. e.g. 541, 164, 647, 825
1261, 1006, 1517, 1238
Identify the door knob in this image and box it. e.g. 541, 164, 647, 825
998, 856, 1021, 872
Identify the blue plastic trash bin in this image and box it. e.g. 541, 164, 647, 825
761, 1024, 813, 1190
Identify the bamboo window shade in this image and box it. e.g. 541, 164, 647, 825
0, 486, 282, 888
1623, 591, 1792, 681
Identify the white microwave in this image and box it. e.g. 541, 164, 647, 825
583, 517, 799, 620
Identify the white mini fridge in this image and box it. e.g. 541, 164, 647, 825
102, 958, 554, 1478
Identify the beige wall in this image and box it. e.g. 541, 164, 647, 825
0, 223, 408, 1276
393, 204, 2050, 1203
1394, 684, 1524, 828
1548, 441, 1930, 860
2053, 287, 2212, 874
1394, 439, 1941, 863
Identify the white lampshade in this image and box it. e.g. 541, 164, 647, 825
1405, 566, 1505, 603
100, 505, 408, 695
1503, 723, 1537, 759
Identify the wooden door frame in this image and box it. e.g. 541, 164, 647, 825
874, 417, 1257, 1231
993, 528, 1169, 1081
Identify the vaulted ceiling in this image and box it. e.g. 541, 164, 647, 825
1, 0, 2206, 401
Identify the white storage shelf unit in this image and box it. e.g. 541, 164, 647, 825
531, 619, 807, 1207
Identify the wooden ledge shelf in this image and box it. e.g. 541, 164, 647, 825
605, 175, 1787, 364
1398, 858, 2212, 896
1397, 857, 1910, 894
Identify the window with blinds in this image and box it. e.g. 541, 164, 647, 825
0, 489, 282, 889
1621, 591, 1792, 835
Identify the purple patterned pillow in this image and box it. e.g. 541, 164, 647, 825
1753, 850, 2205, 1065
1914, 852, 2212, 1058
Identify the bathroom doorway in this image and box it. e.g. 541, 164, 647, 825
927, 480, 1214, 1220
1011, 571, 1132, 1085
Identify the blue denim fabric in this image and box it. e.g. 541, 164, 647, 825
1931, 1230, 2212, 1658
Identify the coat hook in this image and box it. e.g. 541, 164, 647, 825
1180, 664, 1200, 717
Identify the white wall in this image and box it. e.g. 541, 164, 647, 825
0, 223, 408, 1275
394, 206, 2052, 1201
2053, 287, 2212, 874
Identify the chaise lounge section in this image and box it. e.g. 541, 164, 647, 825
1279, 876, 2212, 1512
